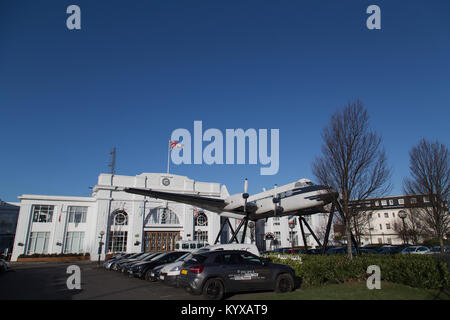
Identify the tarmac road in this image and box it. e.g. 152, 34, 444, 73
0, 261, 275, 300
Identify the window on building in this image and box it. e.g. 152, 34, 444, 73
108, 231, 128, 253
379, 224, 382, 230
374, 201, 379, 206
384, 212, 389, 218
112, 210, 128, 225
274, 231, 281, 240
64, 231, 85, 253
381, 200, 387, 206
389, 199, 394, 205
398, 198, 404, 205
68, 206, 87, 223
27, 232, 50, 254
387, 238, 392, 244
32, 205, 54, 223
423, 196, 430, 203
392, 212, 395, 218
410, 197, 417, 204
378, 213, 381, 218
377, 238, 382, 244
148, 208, 179, 225
288, 231, 298, 246
386, 223, 391, 230
194, 212, 208, 226
194, 230, 208, 242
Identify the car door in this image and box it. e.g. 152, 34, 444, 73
236, 252, 272, 291
213, 252, 246, 292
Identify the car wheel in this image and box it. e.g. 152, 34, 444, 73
144, 270, 152, 281
275, 273, 294, 293
202, 278, 225, 300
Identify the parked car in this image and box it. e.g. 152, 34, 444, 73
401, 246, 431, 254
376, 246, 403, 255
104, 253, 136, 270
156, 243, 261, 287
0, 257, 10, 273
128, 251, 188, 280
429, 246, 450, 254
178, 250, 296, 300
120, 252, 163, 273
112, 252, 152, 271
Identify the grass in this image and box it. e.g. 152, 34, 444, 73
251, 281, 450, 300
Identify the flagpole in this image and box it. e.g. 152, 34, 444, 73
167, 140, 170, 174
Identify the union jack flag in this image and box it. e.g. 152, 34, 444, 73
170, 140, 184, 149
288, 216, 296, 224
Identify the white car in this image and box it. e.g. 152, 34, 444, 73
401, 246, 431, 254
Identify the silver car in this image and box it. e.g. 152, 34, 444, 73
401, 246, 431, 254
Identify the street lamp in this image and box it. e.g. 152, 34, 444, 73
98, 231, 105, 266
398, 210, 408, 245
288, 221, 295, 250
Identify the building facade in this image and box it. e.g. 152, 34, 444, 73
0, 200, 20, 255
11, 173, 226, 261
348, 194, 444, 246
11, 172, 331, 261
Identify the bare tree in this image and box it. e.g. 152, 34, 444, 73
392, 208, 431, 245
404, 139, 449, 253
312, 100, 391, 258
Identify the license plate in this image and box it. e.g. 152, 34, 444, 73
181, 269, 188, 275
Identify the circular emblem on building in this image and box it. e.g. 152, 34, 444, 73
162, 178, 170, 186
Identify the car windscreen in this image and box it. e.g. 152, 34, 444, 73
175, 253, 191, 262
151, 253, 166, 261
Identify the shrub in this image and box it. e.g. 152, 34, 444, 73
265, 254, 449, 290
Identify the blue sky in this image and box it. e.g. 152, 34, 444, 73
0, 0, 449, 202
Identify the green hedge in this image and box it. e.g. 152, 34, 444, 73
18, 253, 90, 258
266, 254, 449, 290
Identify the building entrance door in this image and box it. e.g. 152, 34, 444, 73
144, 231, 180, 252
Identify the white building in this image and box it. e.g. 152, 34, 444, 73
11, 173, 225, 261
11, 172, 329, 261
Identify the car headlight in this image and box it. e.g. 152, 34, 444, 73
170, 266, 180, 272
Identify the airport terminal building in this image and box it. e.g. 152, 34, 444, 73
10, 172, 330, 262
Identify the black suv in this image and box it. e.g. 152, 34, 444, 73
178, 250, 296, 300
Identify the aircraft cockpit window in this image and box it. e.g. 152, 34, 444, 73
295, 181, 314, 188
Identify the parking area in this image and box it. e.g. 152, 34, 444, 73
0, 261, 275, 300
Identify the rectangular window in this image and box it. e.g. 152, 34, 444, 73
379, 224, 383, 230
378, 213, 381, 218
68, 206, 87, 223
386, 223, 391, 230
392, 212, 395, 218
108, 231, 128, 253
389, 199, 394, 205
194, 230, 208, 242
64, 231, 85, 253
398, 198, 404, 205
410, 197, 417, 204
32, 205, 54, 223
384, 212, 389, 218
27, 232, 50, 254
374, 201, 379, 206
381, 200, 387, 206
274, 231, 281, 240
423, 196, 430, 203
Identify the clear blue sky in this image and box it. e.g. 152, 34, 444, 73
0, 0, 449, 202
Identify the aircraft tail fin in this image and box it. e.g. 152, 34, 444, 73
220, 185, 230, 199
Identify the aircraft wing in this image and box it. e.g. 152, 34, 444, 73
124, 187, 228, 213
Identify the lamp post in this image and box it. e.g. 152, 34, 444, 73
289, 221, 295, 250
98, 231, 105, 266
398, 210, 408, 245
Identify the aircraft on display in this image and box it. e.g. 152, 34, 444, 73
124, 178, 340, 246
